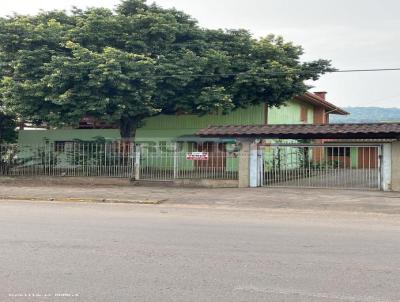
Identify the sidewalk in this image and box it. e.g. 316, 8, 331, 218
1, 177, 400, 214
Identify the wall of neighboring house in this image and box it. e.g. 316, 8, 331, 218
325, 147, 379, 169
352, 147, 379, 169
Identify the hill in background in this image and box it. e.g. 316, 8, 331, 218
330, 107, 400, 123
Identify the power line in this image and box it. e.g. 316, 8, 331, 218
334, 68, 400, 73
141, 67, 400, 79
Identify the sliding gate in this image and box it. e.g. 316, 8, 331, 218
260, 144, 381, 190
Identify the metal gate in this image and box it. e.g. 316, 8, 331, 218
260, 144, 382, 190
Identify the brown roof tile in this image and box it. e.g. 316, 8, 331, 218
197, 123, 400, 139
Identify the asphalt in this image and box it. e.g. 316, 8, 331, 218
1, 200, 400, 302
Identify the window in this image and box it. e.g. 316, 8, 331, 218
300, 106, 308, 123
78, 117, 95, 129
77, 116, 118, 129
176, 109, 189, 116
54, 141, 74, 152
327, 147, 350, 157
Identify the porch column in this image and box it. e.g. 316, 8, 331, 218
381, 143, 392, 191
391, 140, 400, 191
238, 139, 251, 188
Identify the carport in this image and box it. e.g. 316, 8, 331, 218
197, 123, 400, 191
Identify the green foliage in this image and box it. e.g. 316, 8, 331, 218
0, 112, 17, 143
43, 42, 157, 133
0, 0, 333, 139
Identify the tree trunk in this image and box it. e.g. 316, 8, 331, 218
119, 116, 141, 142
120, 116, 142, 180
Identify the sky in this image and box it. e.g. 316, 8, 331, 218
1, 0, 400, 108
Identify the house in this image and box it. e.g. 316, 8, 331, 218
18, 91, 348, 147
9, 92, 400, 191
15, 91, 351, 180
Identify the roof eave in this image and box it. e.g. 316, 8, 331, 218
297, 93, 349, 116
196, 123, 400, 140
198, 133, 400, 140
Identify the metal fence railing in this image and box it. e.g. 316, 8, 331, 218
0, 142, 239, 181
0, 142, 136, 178
260, 144, 381, 190
138, 142, 239, 181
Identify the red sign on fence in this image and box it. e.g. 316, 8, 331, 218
186, 152, 209, 161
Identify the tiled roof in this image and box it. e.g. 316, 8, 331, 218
197, 123, 400, 139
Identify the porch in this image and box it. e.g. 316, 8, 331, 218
197, 123, 400, 191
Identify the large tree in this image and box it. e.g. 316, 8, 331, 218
0, 0, 332, 140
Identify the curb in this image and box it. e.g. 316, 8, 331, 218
0, 196, 165, 205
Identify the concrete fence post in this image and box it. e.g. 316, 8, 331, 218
173, 142, 178, 179
238, 139, 251, 188
134, 148, 141, 180
249, 143, 259, 187
381, 143, 392, 191
391, 140, 400, 192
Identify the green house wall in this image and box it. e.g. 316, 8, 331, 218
15, 99, 319, 175
136, 103, 266, 142
268, 99, 314, 124
18, 129, 121, 145
18, 100, 314, 145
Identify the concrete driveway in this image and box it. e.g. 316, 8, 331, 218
265, 168, 380, 190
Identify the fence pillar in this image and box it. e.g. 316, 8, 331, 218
173, 142, 178, 179
381, 143, 392, 191
249, 143, 260, 187
134, 148, 140, 180
391, 141, 400, 191
238, 139, 252, 188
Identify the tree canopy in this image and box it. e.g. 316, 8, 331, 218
0, 0, 333, 139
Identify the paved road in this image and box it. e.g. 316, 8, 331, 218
1, 200, 400, 302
